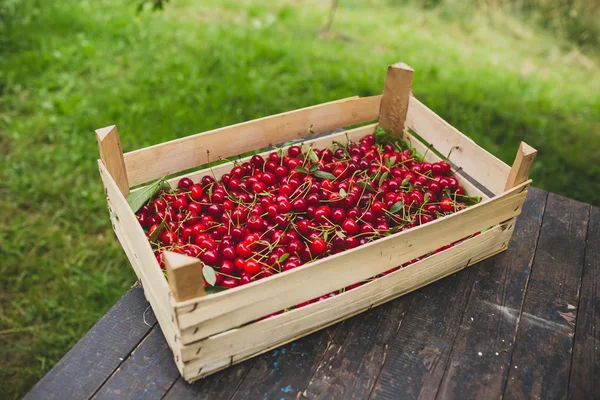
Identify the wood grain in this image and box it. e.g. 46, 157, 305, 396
92, 327, 180, 400
568, 206, 599, 400
24, 285, 156, 400
164, 251, 206, 302
505, 141, 537, 191
379, 62, 414, 136
503, 193, 590, 400
96, 125, 129, 196
303, 297, 414, 399
436, 187, 548, 399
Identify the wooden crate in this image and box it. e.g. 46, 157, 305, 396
95, 63, 536, 382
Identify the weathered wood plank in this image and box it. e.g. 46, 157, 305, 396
369, 267, 478, 399
92, 327, 180, 400
25, 285, 156, 400
302, 296, 414, 399
503, 193, 590, 400
436, 187, 548, 399
230, 326, 340, 400
568, 206, 599, 400
162, 362, 255, 400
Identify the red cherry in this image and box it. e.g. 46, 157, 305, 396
244, 259, 261, 275
160, 231, 177, 245
221, 278, 239, 288
236, 242, 252, 258
342, 219, 360, 235
201, 249, 220, 266
440, 198, 454, 212
310, 238, 327, 255
178, 177, 194, 189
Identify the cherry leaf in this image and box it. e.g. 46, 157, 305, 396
295, 166, 309, 175
205, 285, 228, 295
339, 188, 347, 198
389, 201, 404, 214
279, 253, 290, 263
336, 230, 346, 239
148, 219, 165, 242
202, 265, 217, 286
313, 171, 336, 180
378, 171, 389, 187
309, 163, 319, 172
307, 148, 319, 163
357, 181, 376, 192
127, 179, 170, 213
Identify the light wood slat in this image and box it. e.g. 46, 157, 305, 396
175, 181, 530, 343
99, 161, 185, 371
405, 96, 511, 195
379, 62, 414, 136
96, 125, 130, 196
181, 224, 510, 379
164, 252, 206, 302
124, 95, 382, 186
505, 141, 537, 191
180, 223, 511, 363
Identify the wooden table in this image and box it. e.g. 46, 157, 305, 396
26, 188, 599, 400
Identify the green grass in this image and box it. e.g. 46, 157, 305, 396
1, 0, 598, 397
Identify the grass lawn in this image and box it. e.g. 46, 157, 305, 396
1, 0, 598, 397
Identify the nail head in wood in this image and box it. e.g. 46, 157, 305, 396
505, 141, 537, 191
379, 62, 414, 138
95, 125, 130, 197
164, 251, 206, 302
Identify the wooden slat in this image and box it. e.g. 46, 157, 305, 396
405, 96, 511, 195
180, 223, 511, 377
176, 181, 529, 341
436, 187, 548, 399
503, 193, 590, 399
404, 129, 489, 201
92, 327, 180, 400
370, 263, 478, 400
99, 162, 183, 370
505, 141, 537, 191
159, 124, 378, 189
96, 125, 130, 196
230, 326, 340, 400
303, 297, 414, 399
164, 251, 206, 302
568, 206, 600, 400
162, 363, 255, 400
124, 96, 382, 186
379, 62, 414, 136
24, 285, 156, 400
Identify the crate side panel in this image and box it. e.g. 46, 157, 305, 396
181, 224, 511, 363
177, 183, 529, 342
124, 95, 381, 186
182, 225, 510, 379
405, 96, 510, 195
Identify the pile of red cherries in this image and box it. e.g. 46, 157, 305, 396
135, 132, 475, 302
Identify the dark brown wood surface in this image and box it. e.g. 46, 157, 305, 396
27, 188, 599, 400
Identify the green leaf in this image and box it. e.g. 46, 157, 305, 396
295, 166, 309, 174
378, 171, 389, 187
336, 230, 346, 239
424, 192, 431, 203
277, 147, 283, 157
126, 179, 169, 213
279, 253, 290, 263
203, 265, 217, 286
339, 188, 347, 198
324, 231, 329, 241
389, 201, 404, 214
333, 140, 347, 149
313, 171, 336, 180
357, 180, 376, 192
205, 285, 228, 295
309, 163, 319, 172
385, 156, 397, 168
307, 148, 319, 163
401, 177, 411, 186
149, 219, 165, 242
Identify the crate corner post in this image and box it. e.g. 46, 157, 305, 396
164, 251, 206, 302
95, 125, 130, 197
378, 62, 414, 137
504, 141, 537, 191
